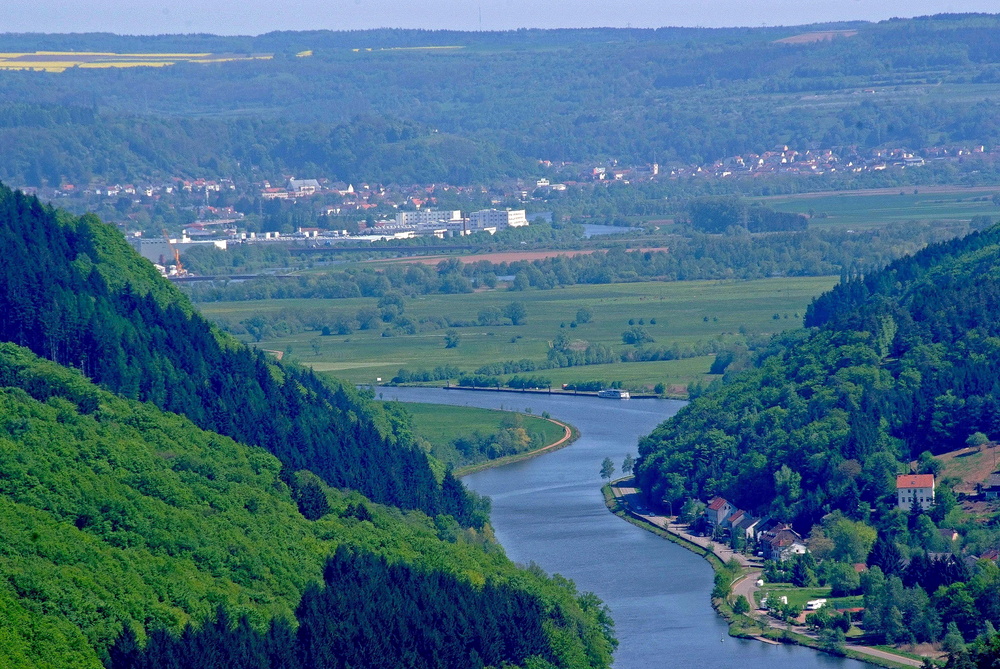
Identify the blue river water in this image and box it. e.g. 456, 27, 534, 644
376, 387, 869, 668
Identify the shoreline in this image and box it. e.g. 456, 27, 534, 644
441, 385, 666, 399
454, 416, 579, 477
603, 479, 924, 669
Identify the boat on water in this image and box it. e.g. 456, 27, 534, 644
597, 389, 630, 399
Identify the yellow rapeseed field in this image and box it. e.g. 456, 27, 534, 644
0, 51, 273, 73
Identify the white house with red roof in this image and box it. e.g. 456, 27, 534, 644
706, 497, 736, 529
759, 524, 808, 562
896, 474, 935, 511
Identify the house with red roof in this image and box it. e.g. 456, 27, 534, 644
759, 524, 808, 562
896, 474, 935, 511
706, 497, 736, 529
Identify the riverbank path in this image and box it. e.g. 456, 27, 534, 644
609, 478, 762, 569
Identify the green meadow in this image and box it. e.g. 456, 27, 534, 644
198, 276, 837, 392
762, 186, 1000, 229
400, 402, 565, 450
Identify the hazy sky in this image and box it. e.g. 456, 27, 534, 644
3, 0, 997, 35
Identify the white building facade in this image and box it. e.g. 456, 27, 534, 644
896, 474, 936, 511
469, 209, 528, 230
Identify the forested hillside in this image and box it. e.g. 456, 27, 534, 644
0, 342, 614, 668
0, 182, 480, 522
635, 223, 1000, 536
0, 107, 529, 187
3, 15, 1000, 186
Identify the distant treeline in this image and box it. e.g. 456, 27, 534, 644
187, 220, 980, 305
0, 108, 529, 187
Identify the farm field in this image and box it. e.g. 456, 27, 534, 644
761, 186, 1000, 229
197, 275, 837, 391
0, 51, 272, 72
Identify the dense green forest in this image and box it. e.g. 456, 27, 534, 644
0, 182, 488, 522
4, 15, 1000, 186
0, 109, 529, 187
106, 546, 566, 669
635, 224, 1000, 527
0, 341, 614, 668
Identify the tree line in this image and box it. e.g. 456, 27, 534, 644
188, 220, 972, 305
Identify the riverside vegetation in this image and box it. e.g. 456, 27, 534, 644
0, 183, 617, 668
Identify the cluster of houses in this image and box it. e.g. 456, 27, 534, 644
22, 140, 1000, 229
704, 497, 808, 562
701, 474, 945, 564
543, 143, 998, 184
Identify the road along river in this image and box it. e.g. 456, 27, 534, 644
377, 387, 869, 668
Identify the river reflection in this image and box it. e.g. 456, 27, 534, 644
377, 387, 870, 668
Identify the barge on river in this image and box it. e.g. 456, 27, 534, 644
597, 389, 630, 399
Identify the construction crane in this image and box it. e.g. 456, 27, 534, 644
161, 229, 186, 277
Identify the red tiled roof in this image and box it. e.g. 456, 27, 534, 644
896, 474, 935, 489
707, 497, 728, 511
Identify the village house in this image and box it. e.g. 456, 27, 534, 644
759, 524, 808, 562
705, 497, 736, 530
896, 474, 935, 511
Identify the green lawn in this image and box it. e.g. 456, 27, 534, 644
197, 276, 837, 390
393, 401, 569, 472
399, 402, 565, 450
760, 584, 860, 610
762, 187, 1000, 230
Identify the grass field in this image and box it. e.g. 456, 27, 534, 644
760, 584, 860, 611
400, 402, 564, 450
937, 444, 1000, 495
197, 276, 837, 391
0, 51, 272, 72
762, 186, 1000, 229
396, 402, 568, 472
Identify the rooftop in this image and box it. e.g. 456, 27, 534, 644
707, 497, 729, 511
896, 474, 935, 489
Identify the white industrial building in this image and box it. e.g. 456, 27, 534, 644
395, 209, 463, 227
468, 209, 528, 230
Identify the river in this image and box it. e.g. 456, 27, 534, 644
377, 387, 869, 668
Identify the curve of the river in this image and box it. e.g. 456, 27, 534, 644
377, 387, 870, 669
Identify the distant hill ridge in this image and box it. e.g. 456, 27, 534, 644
3, 15, 1000, 187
